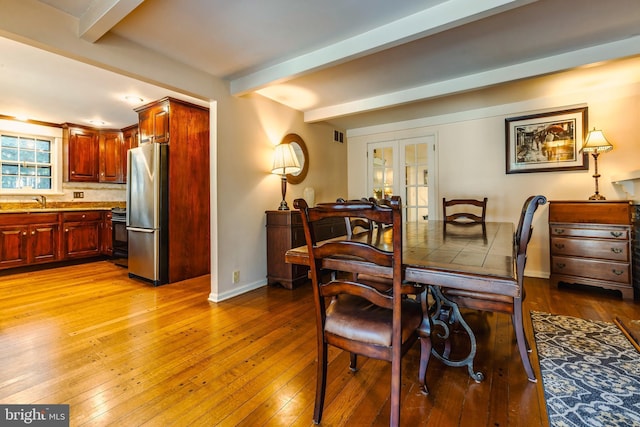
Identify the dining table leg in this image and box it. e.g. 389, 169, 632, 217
429, 285, 484, 382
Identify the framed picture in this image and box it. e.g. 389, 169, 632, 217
505, 107, 588, 174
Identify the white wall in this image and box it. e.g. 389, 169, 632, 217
212, 93, 347, 301
348, 56, 640, 278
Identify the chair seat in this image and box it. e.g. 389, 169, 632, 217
325, 295, 423, 347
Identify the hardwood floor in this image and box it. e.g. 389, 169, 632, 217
0, 260, 637, 426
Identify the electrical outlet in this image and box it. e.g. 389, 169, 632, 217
232, 270, 240, 284
73, 192, 84, 198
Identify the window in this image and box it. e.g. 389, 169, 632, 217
1, 133, 53, 190
0, 119, 62, 195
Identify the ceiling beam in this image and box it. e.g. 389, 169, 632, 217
230, 0, 538, 96
303, 36, 640, 123
79, 0, 144, 43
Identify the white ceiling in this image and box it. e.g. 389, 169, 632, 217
2, 0, 640, 130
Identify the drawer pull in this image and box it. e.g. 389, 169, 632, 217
554, 243, 565, 250
612, 269, 624, 276
610, 231, 623, 238
554, 228, 565, 234
611, 247, 623, 254
555, 263, 566, 269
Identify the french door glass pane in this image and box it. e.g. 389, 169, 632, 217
403, 141, 429, 223
372, 145, 394, 200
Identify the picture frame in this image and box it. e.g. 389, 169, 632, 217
505, 106, 588, 174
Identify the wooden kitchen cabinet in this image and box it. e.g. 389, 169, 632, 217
138, 101, 169, 144
30, 222, 60, 264
67, 126, 100, 182
0, 209, 114, 271
101, 211, 113, 256
266, 210, 347, 289
99, 131, 124, 183
122, 124, 139, 182
135, 97, 210, 283
0, 212, 59, 268
65, 124, 131, 184
62, 211, 102, 259
549, 200, 634, 300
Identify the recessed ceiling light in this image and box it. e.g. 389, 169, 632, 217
124, 95, 144, 104
88, 119, 107, 126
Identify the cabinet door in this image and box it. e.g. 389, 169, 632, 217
68, 128, 100, 182
99, 131, 123, 183
63, 221, 101, 258
101, 213, 113, 256
0, 225, 28, 268
139, 104, 169, 143
30, 223, 59, 264
122, 126, 139, 182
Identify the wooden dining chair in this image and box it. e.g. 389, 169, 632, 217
336, 197, 373, 237
442, 197, 488, 224
441, 195, 546, 382
294, 197, 431, 426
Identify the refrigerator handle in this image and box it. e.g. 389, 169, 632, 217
127, 227, 155, 233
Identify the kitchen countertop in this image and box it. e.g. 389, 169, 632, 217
0, 202, 125, 213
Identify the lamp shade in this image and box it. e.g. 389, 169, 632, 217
582, 128, 613, 153
272, 143, 301, 176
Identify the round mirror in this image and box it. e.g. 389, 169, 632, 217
281, 133, 308, 184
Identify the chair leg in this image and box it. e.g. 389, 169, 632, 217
349, 352, 358, 372
512, 298, 536, 382
389, 356, 401, 427
313, 342, 328, 424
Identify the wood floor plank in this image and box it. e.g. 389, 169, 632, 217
1, 262, 637, 426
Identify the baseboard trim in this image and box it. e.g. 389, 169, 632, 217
208, 279, 267, 303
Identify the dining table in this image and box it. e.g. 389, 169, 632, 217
284, 219, 518, 382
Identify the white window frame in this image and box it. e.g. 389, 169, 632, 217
366, 135, 438, 223
0, 119, 63, 195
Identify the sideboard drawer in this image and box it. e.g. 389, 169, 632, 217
551, 256, 630, 284
549, 225, 628, 240
550, 237, 629, 262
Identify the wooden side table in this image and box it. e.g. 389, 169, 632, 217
266, 210, 347, 289
549, 200, 634, 300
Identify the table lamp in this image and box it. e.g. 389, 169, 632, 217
581, 128, 613, 200
272, 143, 301, 210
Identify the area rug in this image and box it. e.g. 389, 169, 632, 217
530, 311, 640, 427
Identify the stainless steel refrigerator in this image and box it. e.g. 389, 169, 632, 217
126, 143, 169, 286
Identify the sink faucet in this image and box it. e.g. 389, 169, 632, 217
34, 195, 47, 208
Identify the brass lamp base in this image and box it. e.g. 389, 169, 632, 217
589, 193, 606, 200
278, 200, 290, 210
277, 175, 290, 210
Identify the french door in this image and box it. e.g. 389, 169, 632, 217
367, 135, 437, 223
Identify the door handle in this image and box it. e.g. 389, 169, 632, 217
126, 227, 154, 233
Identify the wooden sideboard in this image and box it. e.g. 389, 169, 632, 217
266, 210, 347, 289
548, 200, 634, 300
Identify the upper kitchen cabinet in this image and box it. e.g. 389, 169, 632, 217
66, 126, 100, 182
122, 124, 139, 181
64, 124, 136, 184
99, 131, 123, 183
135, 97, 210, 284
138, 101, 169, 144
